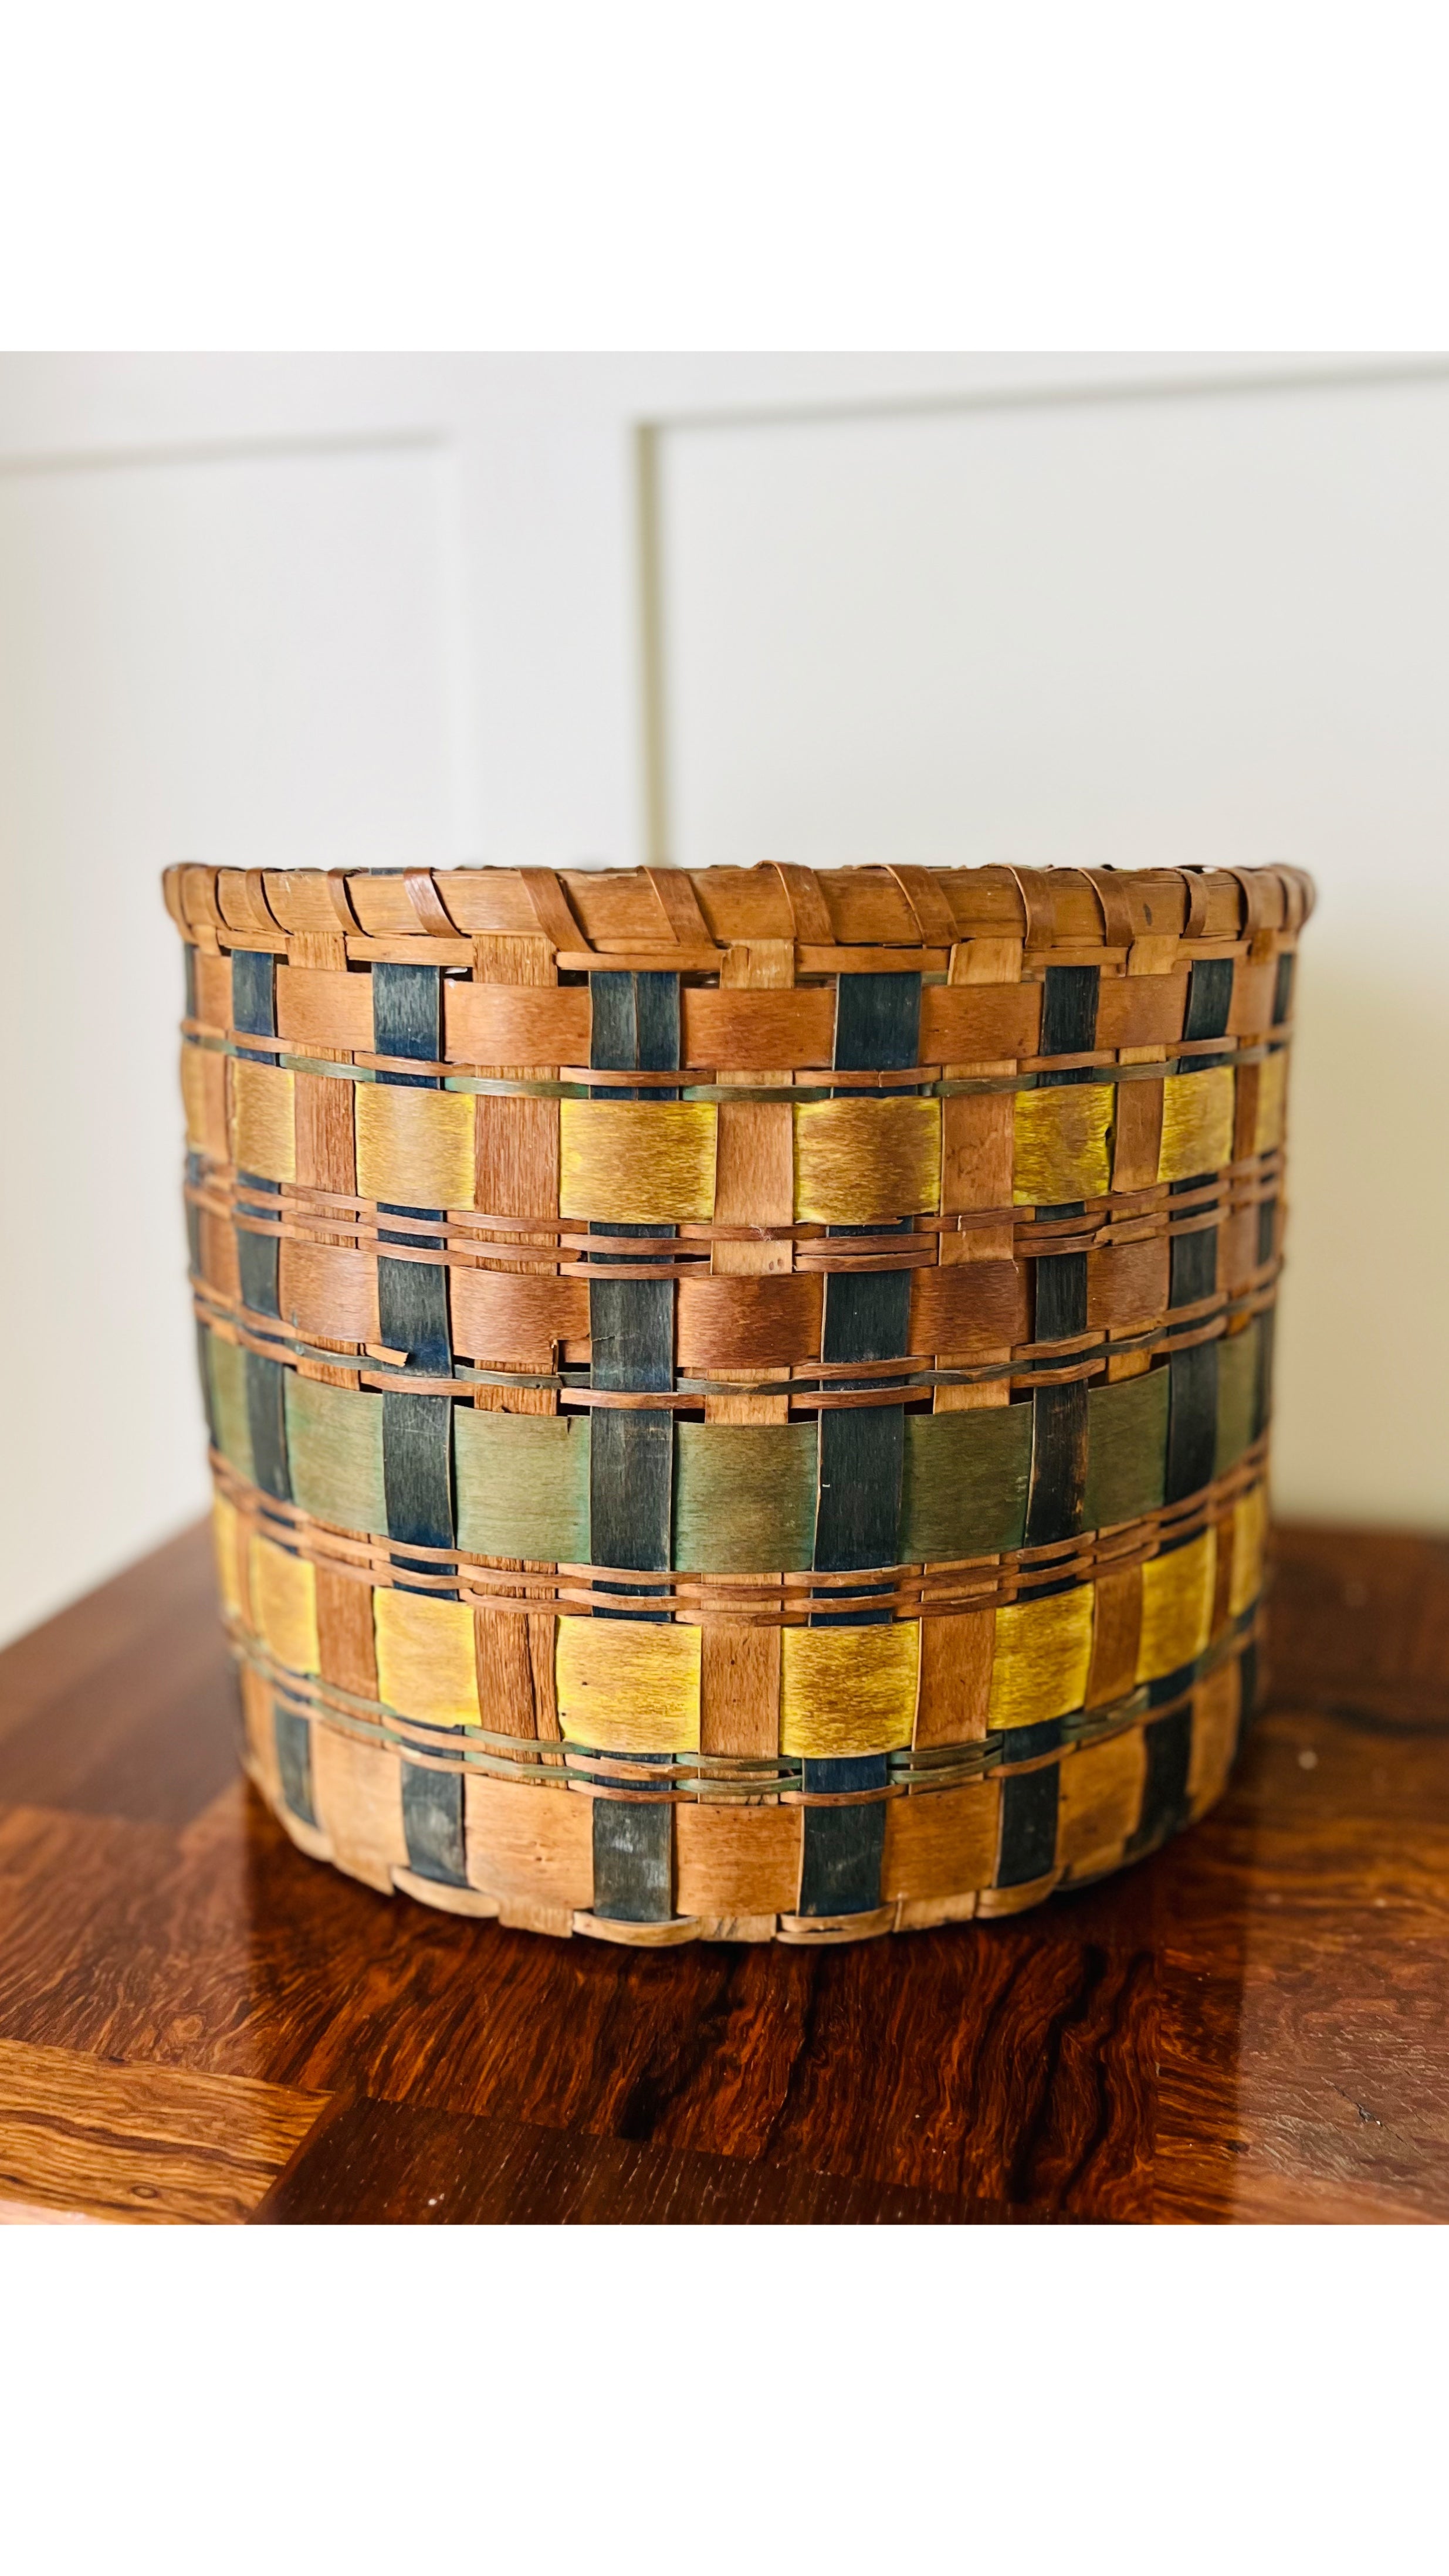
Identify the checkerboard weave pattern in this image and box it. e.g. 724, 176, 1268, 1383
167, 859, 1310, 1944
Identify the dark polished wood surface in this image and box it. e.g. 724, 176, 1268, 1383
0, 1518, 1444, 2224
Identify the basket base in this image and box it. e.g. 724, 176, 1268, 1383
250, 1756, 1237, 1945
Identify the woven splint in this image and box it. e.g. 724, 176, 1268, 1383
168, 859, 1311, 1944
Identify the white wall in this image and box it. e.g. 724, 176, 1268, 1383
0, 436, 459, 1645
0, 354, 1443, 1644
654, 370, 1449, 1536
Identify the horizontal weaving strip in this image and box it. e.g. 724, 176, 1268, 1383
211, 1445, 1268, 1619
190, 1055, 1285, 1215
228, 1601, 1261, 1800
196, 1279, 1278, 1404
207, 955, 1284, 1065
203, 1304, 1269, 1479
185, 1148, 1284, 1252
184, 1023, 1288, 1098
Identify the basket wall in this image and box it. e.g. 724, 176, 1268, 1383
167, 859, 1309, 1945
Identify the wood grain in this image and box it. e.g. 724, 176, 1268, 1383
0, 2039, 324, 2225
0, 1518, 1445, 2224
249, 2093, 1057, 2224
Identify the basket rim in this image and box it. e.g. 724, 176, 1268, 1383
163, 858, 1315, 961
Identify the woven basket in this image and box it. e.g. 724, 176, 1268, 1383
167, 859, 1310, 1945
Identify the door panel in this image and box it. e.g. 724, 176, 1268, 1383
0, 440, 457, 1638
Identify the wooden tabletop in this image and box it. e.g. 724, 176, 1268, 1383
0, 1517, 1444, 2225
